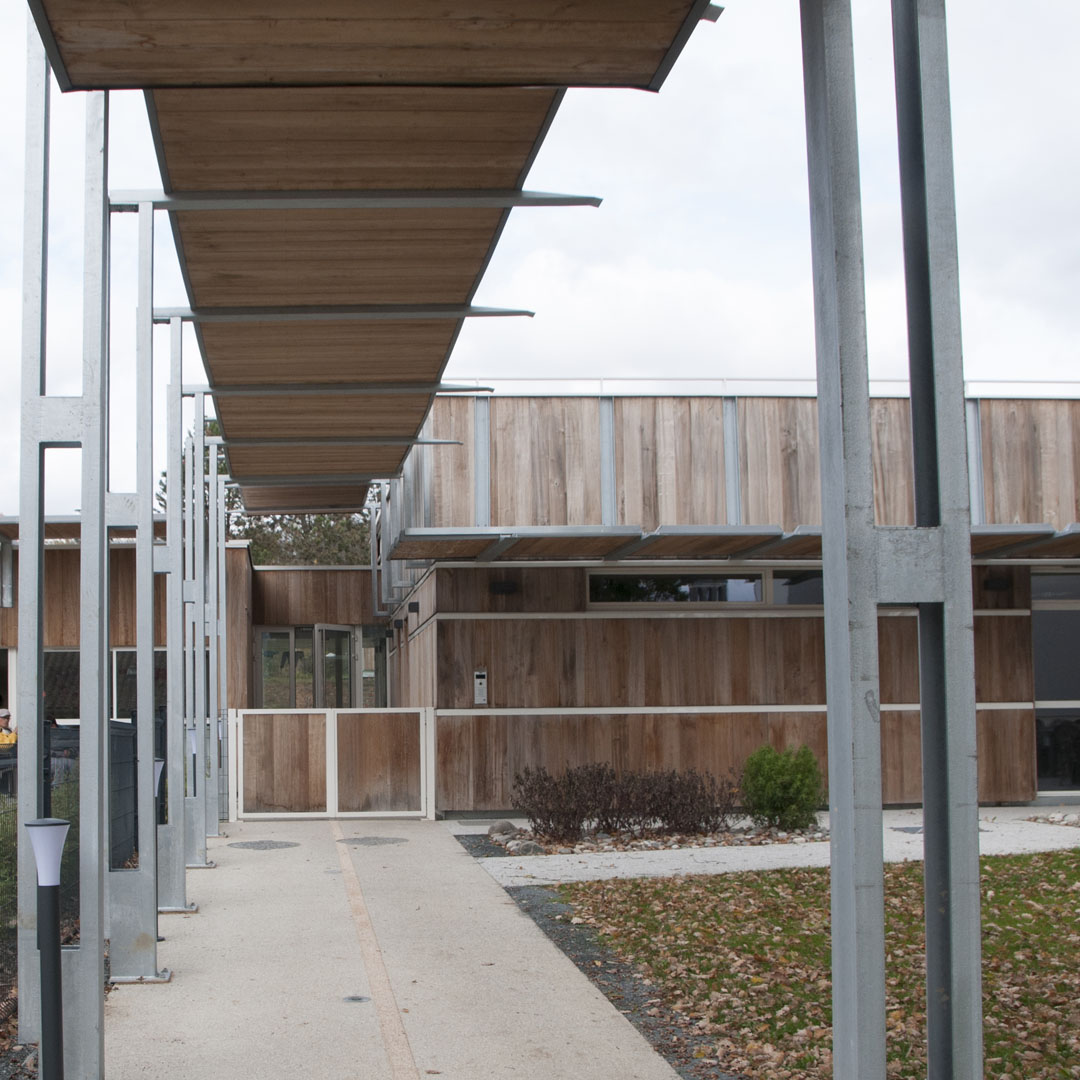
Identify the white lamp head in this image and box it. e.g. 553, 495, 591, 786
25, 818, 71, 887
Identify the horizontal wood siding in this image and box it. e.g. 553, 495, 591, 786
253, 567, 372, 626
613, 397, 726, 530
981, 399, 1080, 527
337, 711, 421, 812
242, 712, 326, 813
738, 398, 821, 530
489, 398, 603, 527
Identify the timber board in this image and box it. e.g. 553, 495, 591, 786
253, 568, 373, 627
176, 208, 504, 308
227, 445, 408, 479
200, 320, 459, 386
40, 1, 703, 90
240, 484, 369, 513
242, 712, 327, 813
217, 394, 432, 438
227, 546, 253, 709
151, 86, 560, 191
337, 712, 422, 812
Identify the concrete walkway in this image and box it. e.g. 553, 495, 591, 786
105, 818, 681, 1080
104, 807, 1080, 1078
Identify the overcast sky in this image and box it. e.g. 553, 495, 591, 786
0, 0, 1077, 516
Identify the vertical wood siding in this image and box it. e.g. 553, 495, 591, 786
980, 399, 1080, 526
242, 712, 327, 813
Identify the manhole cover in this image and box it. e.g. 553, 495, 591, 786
343, 995, 371, 1003
338, 836, 407, 847
227, 840, 301, 850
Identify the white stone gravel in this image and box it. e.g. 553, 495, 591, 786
464, 805, 1080, 888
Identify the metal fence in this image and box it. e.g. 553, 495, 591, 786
0, 722, 142, 1015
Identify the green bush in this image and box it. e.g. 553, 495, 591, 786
740, 744, 823, 831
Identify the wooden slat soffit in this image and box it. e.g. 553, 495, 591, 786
34, 1, 711, 91
30, 0, 716, 512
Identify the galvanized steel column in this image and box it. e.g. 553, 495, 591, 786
892, 2, 982, 1076
16, 20, 51, 1046
159, 318, 192, 911
799, 2, 886, 1077
205, 443, 221, 834
108, 201, 167, 981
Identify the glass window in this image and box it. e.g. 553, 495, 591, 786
320, 628, 352, 709
258, 630, 293, 708
773, 571, 825, 605
43, 650, 80, 721
1036, 710, 1080, 790
112, 649, 168, 720
589, 573, 763, 604
1032, 573, 1080, 601
294, 627, 314, 708
1032, 610, 1080, 701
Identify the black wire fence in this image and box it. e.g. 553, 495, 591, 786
0, 723, 140, 1018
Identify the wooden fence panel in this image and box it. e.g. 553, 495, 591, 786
242, 712, 326, 813
337, 711, 421, 812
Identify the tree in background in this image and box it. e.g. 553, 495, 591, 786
158, 420, 371, 566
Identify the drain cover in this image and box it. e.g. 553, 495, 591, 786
338, 836, 407, 847
344, 995, 371, 1003
227, 840, 300, 850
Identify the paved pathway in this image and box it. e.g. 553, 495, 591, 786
105, 818, 680, 1080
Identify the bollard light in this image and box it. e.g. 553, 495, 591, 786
26, 818, 70, 1080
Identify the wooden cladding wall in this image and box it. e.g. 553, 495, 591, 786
434, 707, 1035, 811
613, 397, 726, 531
252, 567, 372, 626
980, 399, 1080, 527
242, 712, 327, 814
0, 548, 166, 649
227, 546, 253, 709
489, 398, 604, 527
415, 395, 927, 531
337, 712, 421, 812
429, 612, 1023, 711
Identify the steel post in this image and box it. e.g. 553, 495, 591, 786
107, 202, 167, 981
16, 18, 51, 1046
799, 2, 886, 1077
159, 319, 192, 912
205, 445, 221, 834
66, 87, 110, 1080
891, 3, 982, 1076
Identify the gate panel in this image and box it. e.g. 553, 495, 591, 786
243, 712, 327, 813
337, 711, 421, 812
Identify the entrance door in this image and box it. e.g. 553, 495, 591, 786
315, 625, 354, 710
1032, 572, 1080, 792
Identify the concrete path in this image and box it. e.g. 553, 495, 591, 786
469, 805, 1080, 888
104, 818, 680, 1080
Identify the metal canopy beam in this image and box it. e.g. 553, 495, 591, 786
110, 188, 602, 212
234, 474, 382, 487
199, 382, 489, 398
153, 305, 532, 324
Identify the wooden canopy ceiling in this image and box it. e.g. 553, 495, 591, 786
29, 0, 714, 513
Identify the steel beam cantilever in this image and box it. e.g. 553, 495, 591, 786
110, 188, 602, 211
152, 305, 532, 324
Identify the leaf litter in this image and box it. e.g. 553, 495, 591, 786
562, 848, 1080, 1079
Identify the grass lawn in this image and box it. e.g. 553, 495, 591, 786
562, 848, 1080, 1079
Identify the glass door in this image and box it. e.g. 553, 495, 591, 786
315, 625, 354, 709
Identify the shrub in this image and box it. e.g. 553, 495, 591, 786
646, 768, 739, 835
740, 744, 824, 831
511, 765, 592, 842
511, 762, 739, 840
